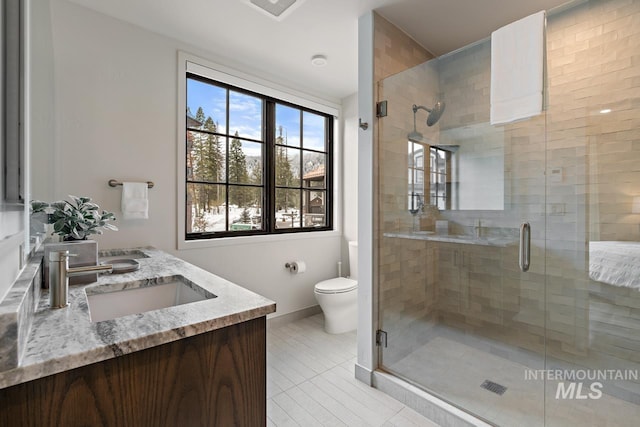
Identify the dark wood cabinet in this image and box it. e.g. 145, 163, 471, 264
0, 317, 266, 427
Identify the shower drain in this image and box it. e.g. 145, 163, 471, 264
480, 380, 507, 395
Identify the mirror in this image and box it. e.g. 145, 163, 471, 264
407, 140, 454, 211
409, 122, 505, 212
2, 0, 23, 204
0, 0, 28, 298
26, 0, 56, 244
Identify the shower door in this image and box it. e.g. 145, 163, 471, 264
376, 1, 640, 425
375, 39, 547, 426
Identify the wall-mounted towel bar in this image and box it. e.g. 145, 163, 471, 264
108, 179, 154, 189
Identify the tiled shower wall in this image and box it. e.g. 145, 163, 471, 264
373, 14, 433, 84
376, 0, 640, 383
545, 0, 640, 384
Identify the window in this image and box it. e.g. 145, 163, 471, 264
408, 141, 425, 213
185, 73, 333, 239
408, 142, 450, 211
430, 146, 449, 210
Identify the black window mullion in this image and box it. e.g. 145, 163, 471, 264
299, 188, 303, 228
299, 110, 304, 228
265, 101, 276, 233
225, 90, 230, 232
187, 179, 226, 186
299, 109, 304, 150
325, 117, 333, 229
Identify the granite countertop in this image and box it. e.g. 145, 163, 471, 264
0, 247, 275, 389
383, 231, 515, 247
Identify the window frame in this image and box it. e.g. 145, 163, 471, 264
407, 141, 426, 212
408, 142, 452, 212
177, 53, 341, 249
429, 146, 450, 210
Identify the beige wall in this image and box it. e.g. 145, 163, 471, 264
373, 14, 434, 83
544, 0, 640, 369
548, 0, 640, 242
43, 0, 344, 318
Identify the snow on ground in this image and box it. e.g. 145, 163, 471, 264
192, 206, 301, 231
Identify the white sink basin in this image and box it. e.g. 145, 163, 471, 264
85, 275, 216, 322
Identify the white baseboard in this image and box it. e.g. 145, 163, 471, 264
267, 305, 322, 328
355, 363, 373, 386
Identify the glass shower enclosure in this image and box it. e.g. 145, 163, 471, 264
375, 0, 640, 425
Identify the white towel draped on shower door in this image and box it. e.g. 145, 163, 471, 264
490, 10, 546, 125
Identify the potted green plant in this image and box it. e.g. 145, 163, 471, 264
32, 195, 118, 287
32, 195, 118, 241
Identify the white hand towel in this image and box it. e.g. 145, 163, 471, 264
490, 10, 546, 125
121, 182, 149, 220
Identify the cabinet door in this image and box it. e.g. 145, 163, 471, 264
0, 317, 267, 427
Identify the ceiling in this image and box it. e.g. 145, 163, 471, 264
67, 0, 575, 101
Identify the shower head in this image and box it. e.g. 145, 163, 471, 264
413, 100, 446, 127
408, 107, 423, 140
427, 100, 446, 126
408, 130, 423, 141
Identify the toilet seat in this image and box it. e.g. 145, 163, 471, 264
315, 277, 357, 294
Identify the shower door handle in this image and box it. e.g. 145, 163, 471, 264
519, 222, 531, 272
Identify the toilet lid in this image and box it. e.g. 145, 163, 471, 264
315, 277, 357, 294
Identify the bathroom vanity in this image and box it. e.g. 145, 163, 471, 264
0, 247, 275, 427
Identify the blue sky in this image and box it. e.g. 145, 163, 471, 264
187, 78, 325, 157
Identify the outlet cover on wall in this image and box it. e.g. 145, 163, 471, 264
549, 167, 563, 183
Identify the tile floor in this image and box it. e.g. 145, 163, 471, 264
388, 333, 640, 427
267, 314, 440, 426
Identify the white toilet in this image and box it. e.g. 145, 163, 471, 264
314, 241, 358, 334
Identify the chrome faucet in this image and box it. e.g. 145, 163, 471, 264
409, 193, 423, 215
48, 250, 113, 309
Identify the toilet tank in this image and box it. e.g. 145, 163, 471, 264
348, 241, 358, 280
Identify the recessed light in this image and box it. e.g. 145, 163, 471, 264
311, 55, 328, 67
600, 108, 612, 114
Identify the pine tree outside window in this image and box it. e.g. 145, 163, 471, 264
185, 74, 333, 239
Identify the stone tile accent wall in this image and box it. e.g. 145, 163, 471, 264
373, 14, 434, 83
378, 237, 438, 366
545, 0, 640, 409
